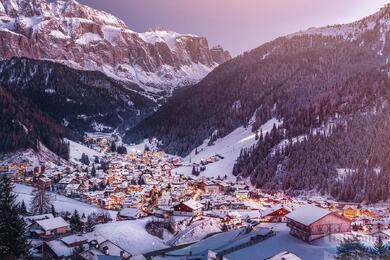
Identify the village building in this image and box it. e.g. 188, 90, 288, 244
286, 204, 351, 242
201, 180, 221, 194
260, 204, 291, 223
173, 199, 204, 217
32, 217, 70, 238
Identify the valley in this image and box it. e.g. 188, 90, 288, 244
1, 1, 390, 260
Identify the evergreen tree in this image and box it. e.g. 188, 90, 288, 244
91, 164, 96, 177
336, 236, 369, 259
30, 188, 52, 215
81, 153, 90, 165
19, 200, 28, 215
374, 236, 386, 257
85, 215, 95, 232
69, 210, 83, 232
51, 204, 57, 217
117, 145, 127, 154
110, 141, 117, 152
0, 175, 29, 258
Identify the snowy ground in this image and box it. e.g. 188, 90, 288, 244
167, 218, 221, 246
226, 223, 338, 260
66, 138, 101, 163
174, 118, 282, 180
13, 184, 116, 218
156, 223, 340, 260
0, 143, 70, 167
94, 218, 167, 255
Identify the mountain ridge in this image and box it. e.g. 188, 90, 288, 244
0, 0, 231, 93
125, 5, 390, 202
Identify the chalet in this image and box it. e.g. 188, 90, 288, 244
44, 234, 88, 259
33, 217, 70, 238
201, 180, 221, 194
173, 199, 204, 217
57, 177, 78, 190
65, 183, 83, 197
260, 205, 291, 223
221, 212, 243, 230
286, 204, 351, 242
37, 177, 52, 190
61, 234, 89, 248
24, 213, 54, 228
44, 240, 74, 259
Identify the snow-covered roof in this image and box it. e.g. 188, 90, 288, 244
260, 204, 290, 217
24, 213, 54, 225
46, 240, 73, 257
183, 199, 204, 210
61, 234, 88, 245
119, 208, 138, 218
267, 251, 301, 260
285, 204, 331, 226
36, 217, 69, 231
24, 214, 54, 221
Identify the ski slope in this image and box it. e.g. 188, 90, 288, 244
174, 118, 282, 180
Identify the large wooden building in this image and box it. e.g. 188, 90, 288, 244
286, 204, 351, 242
260, 204, 291, 223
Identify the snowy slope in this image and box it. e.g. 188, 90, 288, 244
13, 184, 116, 218
94, 218, 167, 255
157, 223, 339, 260
174, 118, 282, 180
66, 139, 101, 163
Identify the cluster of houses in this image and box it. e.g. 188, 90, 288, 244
4, 136, 390, 259
23, 213, 136, 259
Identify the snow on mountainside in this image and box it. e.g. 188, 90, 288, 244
174, 118, 282, 181
0, 0, 231, 93
290, 4, 390, 56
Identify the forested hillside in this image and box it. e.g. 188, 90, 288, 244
0, 85, 70, 159
126, 6, 390, 202
0, 58, 157, 133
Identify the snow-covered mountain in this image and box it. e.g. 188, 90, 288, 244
0, 0, 231, 93
127, 5, 390, 203
290, 3, 390, 56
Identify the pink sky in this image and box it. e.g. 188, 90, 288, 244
79, 0, 389, 55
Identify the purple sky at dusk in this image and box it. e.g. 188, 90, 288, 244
78, 0, 389, 56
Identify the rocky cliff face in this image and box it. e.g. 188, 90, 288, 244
0, 0, 231, 93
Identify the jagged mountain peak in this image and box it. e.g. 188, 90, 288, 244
0, 0, 231, 93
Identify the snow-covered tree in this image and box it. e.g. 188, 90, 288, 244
51, 204, 57, 217
0, 175, 29, 258
19, 200, 28, 215
80, 153, 90, 165
85, 215, 95, 232
69, 210, 83, 232
30, 188, 52, 215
